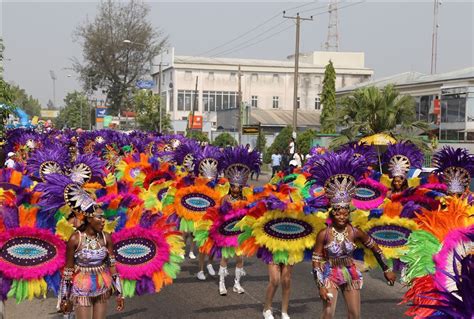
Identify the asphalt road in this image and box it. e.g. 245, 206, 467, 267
5, 173, 410, 319
5, 255, 409, 319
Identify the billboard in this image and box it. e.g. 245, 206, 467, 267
188, 115, 203, 129
136, 80, 155, 90
40, 109, 59, 118
96, 107, 108, 118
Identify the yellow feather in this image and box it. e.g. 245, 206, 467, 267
55, 218, 76, 241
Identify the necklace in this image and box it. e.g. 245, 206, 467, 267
331, 226, 348, 243
83, 232, 100, 250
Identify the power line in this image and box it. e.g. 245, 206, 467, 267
211, 20, 292, 57
191, 2, 328, 58
213, 24, 295, 58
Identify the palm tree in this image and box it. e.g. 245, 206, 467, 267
329, 84, 429, 149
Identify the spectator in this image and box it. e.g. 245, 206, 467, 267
287, 159, 298, 174
250, 152, 263, 181
271, 152, 282, 177
4, 152, 16, 169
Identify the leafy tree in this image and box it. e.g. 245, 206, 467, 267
55, 91, 91, 129
0, 78, 15, 142
186, 130, 209, 143
0, 38, 4, 77
263, 126, 292, 163
256, 130, 266, 152
320, 61, 337, 134
297, 129, 317, 155
132, 89, 171, 132
212, 132, 237, 147
73, 0, 167, 114
9, 85, 42, 117
329, 85, 429, 149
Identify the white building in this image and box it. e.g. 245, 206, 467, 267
337, 67, 474, 146
152, 48, 373, 137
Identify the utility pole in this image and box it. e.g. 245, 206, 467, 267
430, 0, 441, 74
156, 62, 169, 133
237, 64, 242, 145
188, 76, 199, 132
283, 12, 313, 136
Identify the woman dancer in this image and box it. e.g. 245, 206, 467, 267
59, 205, 124, 319
310, 152, 396, 319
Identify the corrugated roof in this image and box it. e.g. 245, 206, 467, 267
249, 109, 320, 127
337, 67, 474, 93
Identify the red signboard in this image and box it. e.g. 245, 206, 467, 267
188, 115, 203, 129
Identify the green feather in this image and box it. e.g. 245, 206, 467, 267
273, 250, 289, 264
179, 219, 194, 233
169, 253, 184, 264
163, 262, 180, 279
193, 230, 209, 247
400, 230, 441, 282
222, 247, 236, 259
122, 279, 136, 298
238, 227, 252, 245
162, 194, 175, 208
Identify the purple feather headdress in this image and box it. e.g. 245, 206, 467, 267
433, 146, 474, 194
338, 142, 378, 167
36, 173, 98, 216
194, 145, 223, 180
222, 146, 261, 186
173, 140, 201, 172
26, 144, 69, 181
68, 154, 106, 185
382, 141, 424, 178
309, 151, 366, 208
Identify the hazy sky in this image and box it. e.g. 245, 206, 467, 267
1, 1, 473, 107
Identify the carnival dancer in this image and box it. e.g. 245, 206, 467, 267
59, 204, 124, 319
215, 146, 261, 295
382, 141, 424, 199
310, 152, 397, 319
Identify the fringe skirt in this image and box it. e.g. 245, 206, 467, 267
72, 265, 113, 307
322, 260, 363, 291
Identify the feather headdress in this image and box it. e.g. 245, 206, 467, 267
173, 140, 201, 172
26, 145, 68, 181
433, 146, 474, 195
194, 145, 223, 180
222, 146, 261, 186
309, 151, 366, 208
382, 141, 424, 178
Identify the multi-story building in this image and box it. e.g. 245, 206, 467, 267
336, 67, 474, 146
152, 48, 373, 138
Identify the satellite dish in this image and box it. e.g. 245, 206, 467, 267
169, 83, 174, 89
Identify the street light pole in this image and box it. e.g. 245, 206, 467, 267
49, 70, 57, 108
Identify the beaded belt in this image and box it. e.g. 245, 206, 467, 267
328, 256, 354, 267
75, 264, 106, 273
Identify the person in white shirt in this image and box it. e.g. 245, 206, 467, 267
271, 153, 282, 177
4, 152, 16, 169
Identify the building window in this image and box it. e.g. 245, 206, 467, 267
170, 71, 173, 82
273, 74, 279, 83
297, 97, 300, 109
251, 96, 258, 108
440, 129, 464, 141
251, 73, 258, 82
441, 93, 467, 123
204, 91, 238, 111
177, 90, 198, 111
272, 96, 279, 109
315, 96, 321, 110
208, 72, 215, 81
162, 72, 165, 82
185, 71, 192, 80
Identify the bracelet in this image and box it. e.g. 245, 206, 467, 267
383, 268, 393, 273
363, 237, 376, 248
312, 252, 324, 262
